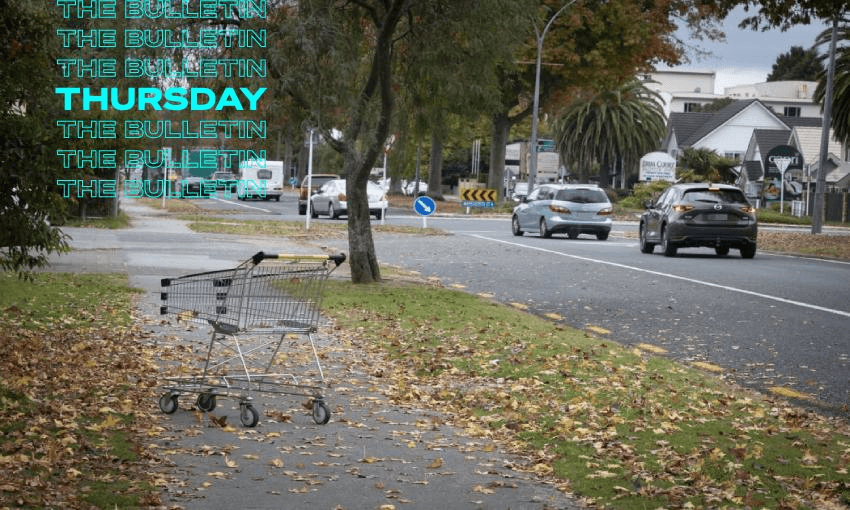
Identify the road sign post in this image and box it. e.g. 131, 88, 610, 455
413, 195, 436, 228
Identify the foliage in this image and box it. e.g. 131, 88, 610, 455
814, 25, 850, 142
553, 78, 667, 186
676, 147, 739, 183
619, 180, 673, 208
690, 97, 736, 113
0, 1, 71, 273
767, 45, 824, 81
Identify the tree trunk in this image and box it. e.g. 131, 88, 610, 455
488, 112, 510, 200
428, 131, 444, 200
346, 159, 381, 283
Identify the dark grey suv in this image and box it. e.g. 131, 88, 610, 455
639, 183, 757, 258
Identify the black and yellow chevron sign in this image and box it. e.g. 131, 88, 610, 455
461, 188, 497, 202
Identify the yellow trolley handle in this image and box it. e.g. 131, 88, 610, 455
251, 251, 346, 267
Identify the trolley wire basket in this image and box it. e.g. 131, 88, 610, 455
157, 251, 345, 427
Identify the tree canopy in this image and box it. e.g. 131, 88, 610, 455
767, 46, 824, 81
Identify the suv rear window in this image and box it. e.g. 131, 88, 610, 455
555, 189, 608, 204
682, 189, 747, 204
257, 169, 272, 180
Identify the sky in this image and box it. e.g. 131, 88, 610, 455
666, 6, 830, 94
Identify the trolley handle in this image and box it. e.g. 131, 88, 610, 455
252, 251, 347, 267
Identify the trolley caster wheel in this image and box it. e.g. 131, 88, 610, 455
159, 393, 178, 414
196, 393, 217, 412
240, 404, 259, 427
312, 400, 331, 425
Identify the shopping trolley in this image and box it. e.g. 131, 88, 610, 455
157, 251, 345, 427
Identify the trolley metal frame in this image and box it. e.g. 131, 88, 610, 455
157, 251, 345, 427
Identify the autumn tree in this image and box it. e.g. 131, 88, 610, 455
486, 0, 725, 196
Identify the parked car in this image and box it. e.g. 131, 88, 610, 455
639, 183, 757, 258
511, 182, 529, 202
212, 171, 238, 191
511, 184, 612, 240
403, 180, 428, 196
298, 173, 340, 215
310, 179, 387, 220
238, 160, 284, 201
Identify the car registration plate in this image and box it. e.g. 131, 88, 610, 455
706, 213, 728, 221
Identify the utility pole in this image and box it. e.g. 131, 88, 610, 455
813, 15, 838, 234
527, 1, 575, 193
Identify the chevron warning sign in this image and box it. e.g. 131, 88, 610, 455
461, 188, 497, 207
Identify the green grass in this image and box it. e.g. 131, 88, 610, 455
321, 279, 850, 509
0, 272, 142, 330
64, 212, 131, 229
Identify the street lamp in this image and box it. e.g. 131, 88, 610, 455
527, 1, 576, 193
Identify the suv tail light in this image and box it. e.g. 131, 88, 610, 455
672, 204, 694, 212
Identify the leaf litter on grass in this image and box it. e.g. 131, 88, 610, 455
322, 279, 850, 510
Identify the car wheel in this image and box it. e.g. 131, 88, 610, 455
715, 245, 730, 256
639, 224, 655, 254
596, 231, 609, 241
310, 204, 318, 218
298, 205, 306, 215
512, 216, 524, 236
539, 217, 552, 239
374, 209, 383, 220
661, 226, 677, 257
740, 243, 756, 259
328, 203, 337, 219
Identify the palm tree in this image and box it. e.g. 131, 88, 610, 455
552, 78, 666, 187
814, 25, 850, 143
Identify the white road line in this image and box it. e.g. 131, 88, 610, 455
212, 197, 273, 213
468, 234, 850, 319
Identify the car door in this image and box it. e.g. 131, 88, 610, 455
516, 186, 544, 230
644, 188, 673, 241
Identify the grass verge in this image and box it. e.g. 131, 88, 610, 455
181, 215, 448, 237
322, 279, 850, 509
0, 273, 162, 508
63, 212, 131, 229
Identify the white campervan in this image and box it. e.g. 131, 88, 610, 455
238, 160, 284, 201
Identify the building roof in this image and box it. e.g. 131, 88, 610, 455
668, 100, 790, 147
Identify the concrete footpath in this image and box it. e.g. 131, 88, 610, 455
45, 201, 585, 510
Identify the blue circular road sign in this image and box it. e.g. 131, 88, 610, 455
413, 196, 436, 216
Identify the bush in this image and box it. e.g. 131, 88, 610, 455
619, 180, 671, 209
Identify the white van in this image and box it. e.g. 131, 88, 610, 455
238, 160, 284, 201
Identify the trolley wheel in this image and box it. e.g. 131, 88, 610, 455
240, 403, 259, 427
196, 393, 217, 412
312, 399, 331, 425
159, 393, 178, 414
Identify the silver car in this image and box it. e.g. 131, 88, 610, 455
310, 179, 388, 220
512, 184, 613, 240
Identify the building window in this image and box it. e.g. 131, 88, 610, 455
684, 103, 700, 112
784, 106, 801, 117
724, 152, 742, 162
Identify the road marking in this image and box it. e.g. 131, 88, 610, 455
468, 234, 850, 319
212, 197, 273, 213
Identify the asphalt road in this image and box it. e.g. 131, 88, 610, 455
220, 191, 850, 417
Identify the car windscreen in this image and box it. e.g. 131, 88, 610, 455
682, 189, 747, 205
554, 189, 608, 204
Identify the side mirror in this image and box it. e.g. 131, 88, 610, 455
644, 199, 654, 209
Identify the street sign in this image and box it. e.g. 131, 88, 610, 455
461, 188, 497, 207
536, 140, 556, 152
413, 196, 436, 216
